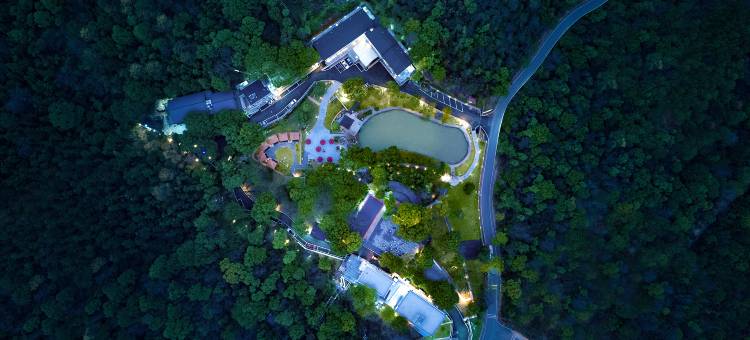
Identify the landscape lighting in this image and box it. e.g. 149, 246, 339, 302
440, 173, 451, 182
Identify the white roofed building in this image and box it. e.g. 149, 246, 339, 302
337, 255, 447, 336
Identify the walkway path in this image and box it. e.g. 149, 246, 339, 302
449, 129, 480, 185
477, 0, 608, 339
232, 188, 343, 261
304, 81, 345, 164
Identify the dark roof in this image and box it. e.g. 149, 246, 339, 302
167, 91, 240, 124
310, 223, 327, 241
351, 195, 384, 236
365, 27, 412, 75
239, 78, 271, 102
207, 91, 241, 112
312, 7, 375, 60
340, 114, 355, 129
166, 91, 211, 124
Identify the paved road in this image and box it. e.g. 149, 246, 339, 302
250, 61, 486, 129
477, 0, 608, 339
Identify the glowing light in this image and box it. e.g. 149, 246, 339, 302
293, 171, 302, 177
167, 137, 173, 143
194, 158, 200, 162
285, 239, 290, 245
275, 204, 282, 212
208, 156, 212, 160
193, 144, 197, 148
440, 173, 451, 182
458, 291, 474, 306
232, 219, 237, 224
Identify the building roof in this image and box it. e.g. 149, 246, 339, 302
351, 195, 385, 238
339, 255, 446, 337
341, 256, 394, 299
207, 91, 241, 112
238, 77, 271, 103
340, 115, 355, 129
166, 91, 240, 124
365, 27, 413, 75
394, 291, 446, 336
312, 7, 375, 60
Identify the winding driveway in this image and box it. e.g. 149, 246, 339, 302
477, 0, 608, 339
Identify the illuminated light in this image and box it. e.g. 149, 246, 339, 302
458, 291, 474, 306
193, 144, 197, 148
275, 204, 282, 212
440, 173, 451, 182
228, 156, 232, 161
293, 171, 302, 177
194, 158, 200, 162
167, 137, 173, 143
232, 219, 236, 224
285, 239, 290, 245
208, 156, 212, 160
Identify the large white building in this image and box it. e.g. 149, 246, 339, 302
338, 255, 447, 336
310, 5, 415, 85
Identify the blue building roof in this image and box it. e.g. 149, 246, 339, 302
166, 90, 240, 124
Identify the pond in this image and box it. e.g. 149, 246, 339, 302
358, 109, 469, 164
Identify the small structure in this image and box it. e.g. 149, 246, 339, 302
339, 112, 363, 135
337, 255, 447, 337
311, 5, 415, 85
161, 75, 272, 134
256, 131, 302, 172
236, 77, 274, 117
352, 195, 386, 240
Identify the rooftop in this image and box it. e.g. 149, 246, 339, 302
166, 90, 240, 124
238, 77, 271, 102
338, 255, 446, 337
351, 195, 385, 238
312, 7, 375, 60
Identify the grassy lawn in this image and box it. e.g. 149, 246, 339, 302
445, 170, 481, 240
455, 138, 475, 176
338, 84, 438, 117
274, 146, 294, 176
425, 321, 453, 339
325, 99, 345, 130
268, 99, 318, 134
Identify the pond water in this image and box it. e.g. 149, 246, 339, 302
358, 109, 469, 164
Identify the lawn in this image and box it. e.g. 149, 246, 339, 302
338, 84, 438, 118
274, 146, 295, 176
268, 98, 318, 134
455, 138, 476, 176
325, 99, 345, 130
445, 140, 484, 241
425, 321, 453, 339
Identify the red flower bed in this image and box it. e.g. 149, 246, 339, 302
315, 146, 322, 152
326, 157, 333, 163
329, 138, 335, 144
320, 139, 326, 145
317, 157, 323, 162
305, 139, 311, 145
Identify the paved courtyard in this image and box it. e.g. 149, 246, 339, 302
303, 81, 346, 165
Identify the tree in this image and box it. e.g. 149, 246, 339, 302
349, 285, 376, 316
441, 107, 452, 123
342, 77, 367, 102
251, 192, 276, 226
393, 203, 424, 227
48, 101, 84, 130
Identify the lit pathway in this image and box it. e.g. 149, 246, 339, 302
449, 129, 481, 185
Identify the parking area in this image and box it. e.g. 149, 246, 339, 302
417, 83, 481, 115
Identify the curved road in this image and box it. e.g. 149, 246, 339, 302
478, 0, 608, 338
